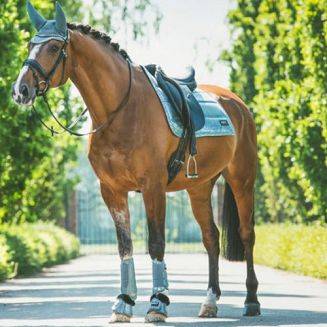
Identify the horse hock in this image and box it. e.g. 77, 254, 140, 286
145, 259, 170, 322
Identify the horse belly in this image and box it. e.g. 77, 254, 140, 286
166, 135, 235, 192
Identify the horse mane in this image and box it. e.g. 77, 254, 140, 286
67, 23, 132, 62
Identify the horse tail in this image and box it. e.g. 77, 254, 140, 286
221, 182, 245, 261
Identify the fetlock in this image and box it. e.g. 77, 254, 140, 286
112, 294, 135, 317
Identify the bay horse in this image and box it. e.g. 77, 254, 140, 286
12, 2, 260, 322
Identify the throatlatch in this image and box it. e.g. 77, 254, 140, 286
112, 258, 137, 317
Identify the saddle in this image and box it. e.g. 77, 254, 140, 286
145, 64, 205, 184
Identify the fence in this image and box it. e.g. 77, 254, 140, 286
74, 185, 223, 254
67, 148, 224, 254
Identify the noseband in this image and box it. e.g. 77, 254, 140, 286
23, 40, 68, 96
22, 38, 132, 137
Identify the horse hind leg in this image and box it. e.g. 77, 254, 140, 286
187, 179, 220, 318
222, 171, 261, 316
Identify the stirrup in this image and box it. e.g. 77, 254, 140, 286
186, 155, 199, 179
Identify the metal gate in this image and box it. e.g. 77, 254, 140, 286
72, 150, 224, 254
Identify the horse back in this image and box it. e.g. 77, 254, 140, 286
198, 84, 257, 149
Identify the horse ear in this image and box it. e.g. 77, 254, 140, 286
55, 2, 67, 35
27, 1, 46, 31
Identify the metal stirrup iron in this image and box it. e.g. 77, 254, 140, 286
186, 154, 198, 179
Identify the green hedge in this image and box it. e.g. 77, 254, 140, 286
254, 224, 327, 279
0, 222, 79, 280
0, 235, 15, 279
222, 0, 326, 223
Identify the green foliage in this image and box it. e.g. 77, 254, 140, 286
0, 222, 79, 279
0, 0, 161, 226
223, 0, 327, 223
0, 0, 83, 224
254, 224, 327, 279
85, 0, 162, 42
0, 235, 15, 280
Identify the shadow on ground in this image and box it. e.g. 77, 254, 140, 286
1, 254, 326, 327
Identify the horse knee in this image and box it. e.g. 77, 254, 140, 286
148, 238, 165, 260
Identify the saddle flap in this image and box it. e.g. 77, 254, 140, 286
154, 69, 205, 131
156, 72, 184, 117
181, 86, 205, 131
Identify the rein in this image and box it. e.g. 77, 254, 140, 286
24, 39, 132, 137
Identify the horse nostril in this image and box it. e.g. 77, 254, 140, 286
20, 84, 29, 98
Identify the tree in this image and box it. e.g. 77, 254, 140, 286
222, 0, 326, 223
0, 0, 162, 224
84, 0, 162, 42
0, 0, 81, 224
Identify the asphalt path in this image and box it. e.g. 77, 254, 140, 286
0, 254, 326, 327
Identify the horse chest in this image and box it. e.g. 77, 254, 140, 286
88, 146, 137, 188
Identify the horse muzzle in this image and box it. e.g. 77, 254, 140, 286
11, 81, 36, 106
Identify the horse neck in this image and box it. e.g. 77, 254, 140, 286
68, 31, 130, 125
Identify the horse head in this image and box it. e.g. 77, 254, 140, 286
12, 1, 71, 105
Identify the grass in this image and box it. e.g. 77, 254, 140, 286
78, 224, 327, 281
254, 224, 327, 279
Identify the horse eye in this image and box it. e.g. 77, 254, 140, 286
49, 45, 59, 53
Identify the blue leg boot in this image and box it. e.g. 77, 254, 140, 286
145, 259, 170, 322
110, 258, 137, 323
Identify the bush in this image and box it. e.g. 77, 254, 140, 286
0, 222, 79, 279
254, 224, 327, 279
222, 0, 327, 223
0, 235, 15, 280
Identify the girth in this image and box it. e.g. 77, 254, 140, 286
144, 65, 204, 184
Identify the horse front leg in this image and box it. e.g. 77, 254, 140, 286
142, 186, 169, 323
100, 183, 137, 323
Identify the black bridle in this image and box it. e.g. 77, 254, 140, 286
23, 39, 68, 96
23, 38, 132, 136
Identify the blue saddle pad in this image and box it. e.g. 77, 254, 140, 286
143, 67, 235, 138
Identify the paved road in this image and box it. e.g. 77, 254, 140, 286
0, 254, 326, 327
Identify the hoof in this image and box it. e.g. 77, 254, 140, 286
111, 295, 134, 322
243, 302, 261, 316
145, 311, 166, 323
198, 303, 218, 318
109, 312, 131, 323
145, 293, 169, 322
